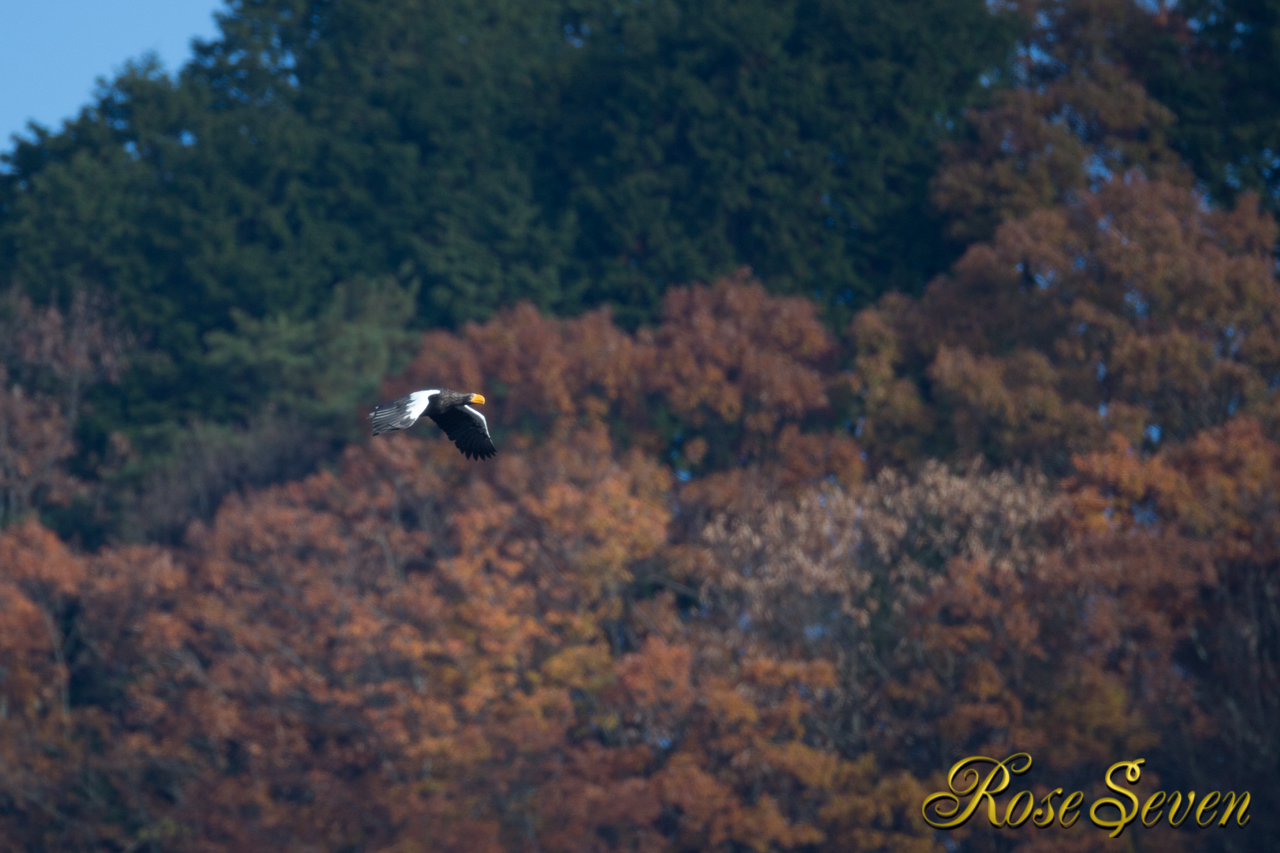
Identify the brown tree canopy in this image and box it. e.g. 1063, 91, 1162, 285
854, 175, 1280, 473
389, 271, 865, 520
3, 3, 1277, 849
0, 289, 126, 529
932, 0, 1188, 243
3, 270, 1275, 851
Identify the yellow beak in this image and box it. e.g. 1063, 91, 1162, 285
469, 393, 485, 405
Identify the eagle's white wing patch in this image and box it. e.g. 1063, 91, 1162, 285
409, 390, 439, 422
463, 404, 491, 438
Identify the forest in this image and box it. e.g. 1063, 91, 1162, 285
1, 0, 1278, 851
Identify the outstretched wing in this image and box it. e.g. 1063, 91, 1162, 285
429, 404, 496, 460
370, 391, 432, 435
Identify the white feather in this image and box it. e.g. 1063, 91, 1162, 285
408, 389, 439, 423
463, 404, 491, 437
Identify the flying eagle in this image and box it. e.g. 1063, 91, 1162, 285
369, 389, 496, 460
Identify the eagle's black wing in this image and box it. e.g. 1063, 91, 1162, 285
428, 405, 496, 460
370, 394, 420, 435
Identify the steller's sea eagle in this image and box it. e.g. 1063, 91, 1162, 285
369, 389, 496, 460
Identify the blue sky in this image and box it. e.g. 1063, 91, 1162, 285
2, 1, 225, 149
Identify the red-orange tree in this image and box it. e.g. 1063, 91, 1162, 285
853, 175, 1280, 474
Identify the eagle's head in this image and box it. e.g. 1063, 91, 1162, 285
438, 389, 485, 408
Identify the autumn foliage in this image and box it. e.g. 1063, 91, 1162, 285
3, 255, 1278, 851
4, 3, 1280, 852
0, 290, 125, 529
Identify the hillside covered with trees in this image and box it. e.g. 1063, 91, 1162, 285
2, 1, 1279, 851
